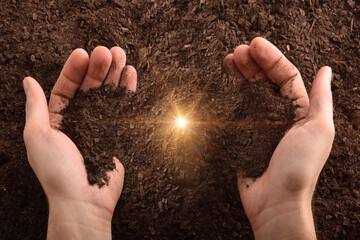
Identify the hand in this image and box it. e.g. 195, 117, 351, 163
23, 46, 137, 239
224, 38, 334, 239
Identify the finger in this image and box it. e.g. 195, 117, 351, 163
233, 45, 266, 82
308, 66, 333, 120
23, 77, 50, 138
104, 47, 127, 88
50, 49, 89, 100
107, 157, 125, 201
49, 49, 89, 128
249, 37, 309, 118
120, 65, 137, 92
223, 54, 246, 83
80, 46, 112, 92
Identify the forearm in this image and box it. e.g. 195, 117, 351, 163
47, 199, 112, 240
251, 201, 316, 240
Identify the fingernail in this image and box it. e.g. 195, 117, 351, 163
325, 66, 332, 80
23, 78, 29, 94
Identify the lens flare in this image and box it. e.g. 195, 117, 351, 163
176, 117, 187, 128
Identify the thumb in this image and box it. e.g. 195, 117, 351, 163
308, 66, 333, 120
23, 77, 50, 129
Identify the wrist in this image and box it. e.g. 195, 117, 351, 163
47, 198, 113, 240
251, 200, 316, 240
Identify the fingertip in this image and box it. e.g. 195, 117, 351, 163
24, 76, 34, 81
223, 53, 233, 65
319, 66, 332, 81
249, 37, 279, 67
324, 65, 332, 72
314, 66, 332, 89
125, 65, 137, 73
110, 46, 126, 59
23, 77, 35, 94
69, 49, 90, 71
23, 76, 43, 97
249, 37, 267, 50
120, 65, 137, 92
93, 45, 110, 52
322, 65, 332, 71
23, 77, 50, 128
233, 45, 251, 77
72, 48, 89, 59
249, 37, 266, 62
223, 53, 247, 83
223, 54, 234, 72
233, 44, 250, 61
93, 46, 112, 57
23, 76, 36, 85
308, 66, 334, 119
91, 46, 112, 68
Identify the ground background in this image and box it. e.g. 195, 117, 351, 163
0, 0, 359, 239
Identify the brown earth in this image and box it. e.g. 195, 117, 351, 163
0, 0, 359, 239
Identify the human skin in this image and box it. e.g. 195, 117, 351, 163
23, 46, 137, 239
224, 37, 335, 239
23, 37, 334, 240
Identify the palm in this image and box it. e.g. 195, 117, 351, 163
238, 117, 333, 221
39, 128, 122, 213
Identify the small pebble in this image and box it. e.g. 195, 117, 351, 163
30, 54, 36, 62
158, 201, 164, 212
342, 137, 352, 147
139, 185, 145, 197
137, 172, 143, 181
345, 169, 355, 177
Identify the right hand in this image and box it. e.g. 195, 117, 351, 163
23, 46, 137, 239
224, 37, 335, 239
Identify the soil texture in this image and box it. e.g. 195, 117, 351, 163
1, 0, 360, 239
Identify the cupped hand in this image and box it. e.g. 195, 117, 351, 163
224, 37, 334, 239
23, 46, 137, 238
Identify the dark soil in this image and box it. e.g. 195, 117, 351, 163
62, 78, 293, 188
1, 0, 359, 239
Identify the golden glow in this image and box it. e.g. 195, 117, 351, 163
176, 117, 187, 128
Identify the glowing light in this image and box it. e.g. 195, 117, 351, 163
176, 117, 187, 128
